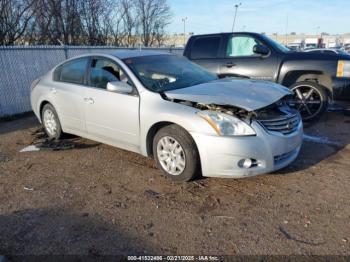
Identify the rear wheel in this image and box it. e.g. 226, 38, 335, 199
41, 103, 63, 140
288, 81, 328, 121
153, 124, 200, 182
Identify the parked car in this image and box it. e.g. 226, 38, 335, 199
184, 32, 350, 121
30, 51, 303, 181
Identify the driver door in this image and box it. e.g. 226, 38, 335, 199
84, 57, 140, 150
219, 34, 278, 81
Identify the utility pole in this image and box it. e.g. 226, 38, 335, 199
182, 17, 188, 46
232, 3, 242, 32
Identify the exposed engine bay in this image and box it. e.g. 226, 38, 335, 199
162, 93, 295, 123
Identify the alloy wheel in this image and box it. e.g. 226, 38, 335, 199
288, 84, 323, 120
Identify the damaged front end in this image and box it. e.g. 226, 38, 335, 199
163, 93, 301, 136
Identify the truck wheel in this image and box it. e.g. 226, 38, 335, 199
288, 81, 328, 121
153, 124, 200, 182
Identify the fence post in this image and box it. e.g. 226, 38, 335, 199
63, 45, 68, 59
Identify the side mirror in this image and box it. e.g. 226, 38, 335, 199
253, 44, 270, 56
106, 81, 133, 94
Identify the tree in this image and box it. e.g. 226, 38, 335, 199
0, 0, 35, 45
134, 0, 172, 47
0, 0, 172, 46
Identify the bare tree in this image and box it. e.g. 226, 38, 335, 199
120, 0, 137, 47
106, 0, 127, 46
134, 0, 172, 47
1, 0, 172, 46
0, 0, 35, 45
79, 0, 107, 45
25, 0, 52, 44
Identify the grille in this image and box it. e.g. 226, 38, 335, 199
258, 113, 300, 135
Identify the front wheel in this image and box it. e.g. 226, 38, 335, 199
153, 124, 200, 182
288, 81, 328, 121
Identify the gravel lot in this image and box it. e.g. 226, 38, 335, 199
0, 112, 350, 256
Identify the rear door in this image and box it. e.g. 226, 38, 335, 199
83, 57, 140, 149
187, 35, 223, 75
51, 57, 89, 133
219, 34, 279, 81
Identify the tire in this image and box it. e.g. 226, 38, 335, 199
288, 81, 328, 122
153, 124, 200, 182
41, 103, 63, 140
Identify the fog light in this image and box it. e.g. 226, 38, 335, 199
243, 159, 252, 168
238, 158, 257, 169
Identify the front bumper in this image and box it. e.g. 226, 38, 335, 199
190, 121, 303, 178
332, 77, 350, 103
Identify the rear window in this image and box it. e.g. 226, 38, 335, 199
190, 36, 221, 59
53, 58, 88, 85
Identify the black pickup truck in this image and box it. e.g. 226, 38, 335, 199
184, 32, 350, 121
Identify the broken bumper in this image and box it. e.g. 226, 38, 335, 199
190, 121, 303, 178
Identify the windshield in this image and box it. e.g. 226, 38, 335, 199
123, 55, 218, 92
260, 34, 291, 53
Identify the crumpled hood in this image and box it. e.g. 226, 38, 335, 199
164, 78, 292, 111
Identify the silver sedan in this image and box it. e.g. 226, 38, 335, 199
30, 51, 303, 181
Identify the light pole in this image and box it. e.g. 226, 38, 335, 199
316, 26, 320, 36
182, 17, 188, 46
232, 3, 242, 32
285, 13, 289, 45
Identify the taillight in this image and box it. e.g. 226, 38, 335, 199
31, 78, 41, 90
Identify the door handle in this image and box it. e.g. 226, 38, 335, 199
51, 88, 57, 94
225, 62, 236, 68
84, 97, 94, 104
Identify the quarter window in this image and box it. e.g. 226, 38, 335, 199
54, 58, 88, 84
190, 37, 221, 59
89, 58, 130, 89
226, 36, 262, 57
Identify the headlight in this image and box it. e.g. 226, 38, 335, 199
337, 60, 350, 77
198, 110, 256, 136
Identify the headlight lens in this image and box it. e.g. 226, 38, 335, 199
198, 110, 256, 136
337, 60, 350, 77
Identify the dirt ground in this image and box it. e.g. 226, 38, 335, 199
0, 112, 349, 256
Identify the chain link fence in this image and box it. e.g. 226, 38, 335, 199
0, 46, 183, 118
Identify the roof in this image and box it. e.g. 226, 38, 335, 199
188, 32, 261, 38
111, 50, 172, 59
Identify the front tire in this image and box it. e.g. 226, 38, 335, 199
153, 124, 200, 182
288, 81, 328, 121
41, 103, 63, 140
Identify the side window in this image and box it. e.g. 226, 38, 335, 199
89, 58, 130, 89
226, 36, 261, 57
191, 37, 221, 59
54, 58, 88, 84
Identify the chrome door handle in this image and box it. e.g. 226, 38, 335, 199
84, 97, 94, 104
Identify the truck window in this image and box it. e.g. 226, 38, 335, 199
226, 36, 261, 57
190, 37, 221, 59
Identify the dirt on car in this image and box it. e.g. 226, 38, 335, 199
0, 113, 349, 256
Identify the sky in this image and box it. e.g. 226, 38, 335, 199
168, 0, 350, 35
